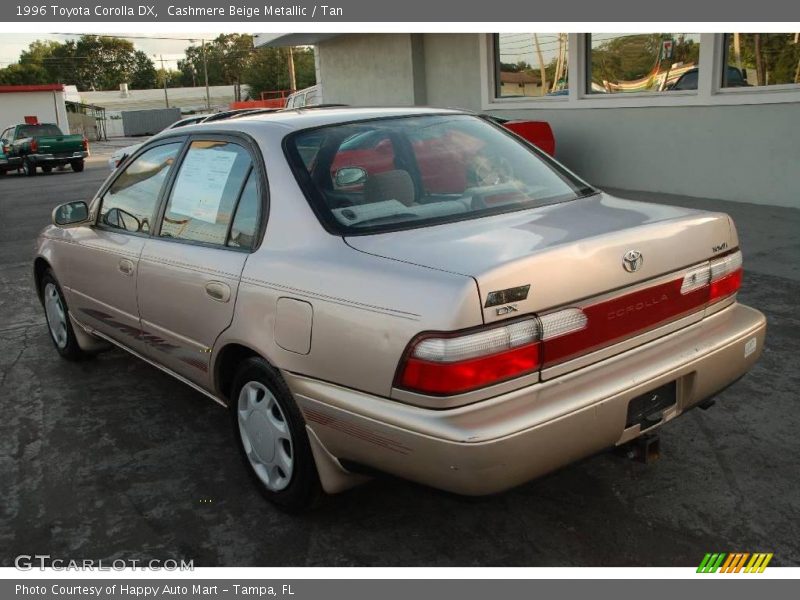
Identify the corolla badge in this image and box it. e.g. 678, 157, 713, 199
622, 250, 643, 272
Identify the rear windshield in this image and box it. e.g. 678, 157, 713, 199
17, 124, 63, 138
285, 114, 594, 235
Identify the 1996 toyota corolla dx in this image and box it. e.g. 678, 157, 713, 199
34, 107, 766, 511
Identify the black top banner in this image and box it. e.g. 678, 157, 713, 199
2, 0, 799, 22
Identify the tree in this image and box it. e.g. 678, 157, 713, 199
0, 36, 158, 91
157, 69, 184, 89
0, 62, 50, 85
177, 34, 257, 90
130, 50, 157, 89
242, 46, 316, 97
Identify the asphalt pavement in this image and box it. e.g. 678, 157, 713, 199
1, 156, 798, 566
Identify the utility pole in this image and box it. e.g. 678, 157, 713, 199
202, 39, 211, 110
157, 54, 169, 108
288, 46, 297, 91
533, 34, 547, 94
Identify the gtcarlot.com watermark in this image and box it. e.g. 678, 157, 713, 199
15, 554, 194, 571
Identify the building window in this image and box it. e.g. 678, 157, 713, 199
723, 33, 800, 88
494, 33, 569, 98
587, 33, 702, 94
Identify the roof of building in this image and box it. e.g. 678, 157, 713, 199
499, 71, 541, 85
0, 84, 65, 94
254, 33, 340, 47
78, 85, 243, 113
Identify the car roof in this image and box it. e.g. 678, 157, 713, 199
186, 106, 468, 134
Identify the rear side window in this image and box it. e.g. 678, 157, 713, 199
159, 140, 253, 247
228, 172, 261, 250
99, 142, 182, 234
17, 124, 63, 138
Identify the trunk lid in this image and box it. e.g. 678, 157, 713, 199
345, 193, 735, 324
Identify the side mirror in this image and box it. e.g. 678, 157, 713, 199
52, 201, 91, 228
334, 166, 368, 188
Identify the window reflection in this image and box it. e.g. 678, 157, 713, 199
587, 33, 701, 94
724, 33, 800, 88
495, 33, 569, 97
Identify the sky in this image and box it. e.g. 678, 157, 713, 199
0, 32, 224, 70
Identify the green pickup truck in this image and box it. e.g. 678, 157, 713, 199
0, 123, 88, 176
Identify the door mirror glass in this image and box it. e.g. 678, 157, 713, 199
334, 166, 368, 188
52, 201, 90, 227
102, 207, 142, 232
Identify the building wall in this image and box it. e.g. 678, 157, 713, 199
492, 103, 799, 208
318, 34, 420, 105
422, 34, 483, 110
313, 33, 799, 208
0, 91, 70, 133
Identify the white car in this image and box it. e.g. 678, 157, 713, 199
107, 115, 206, 171
285, 85, 322, 109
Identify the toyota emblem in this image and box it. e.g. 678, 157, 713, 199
623, 250, 643, 272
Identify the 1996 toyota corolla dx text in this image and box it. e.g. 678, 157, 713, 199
34, 107, 766, 511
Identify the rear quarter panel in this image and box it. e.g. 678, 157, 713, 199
212, 126, 483, 399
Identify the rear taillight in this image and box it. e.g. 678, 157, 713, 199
681, 250, 742, 303
82, 137, 89, 151
397, 250, 743, 397
30, 139, 38, 153
397, 319, 541, 395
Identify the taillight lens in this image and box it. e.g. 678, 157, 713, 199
82, 137, 89, 151
397, 319, 541, 395
397, 250, 743, 396
30, 139, 38, 153
681, 250, 742, 303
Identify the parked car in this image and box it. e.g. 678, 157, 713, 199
2, 123, 88, 176
108, 110, 263, 171
36, 107, 766, 511
285, 85, 322, 109
483, 115, 556, 156
667, 66, 750, 91
0, 138, 20, 175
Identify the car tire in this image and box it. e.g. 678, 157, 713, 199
40, 269, 87, 360
0, 169, 5, 176
230, 357, 322, 512
71, 160, 84, 173
42, 165, 53, 173
23, 158, 36, 177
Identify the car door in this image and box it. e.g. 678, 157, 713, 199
136, 136, 264, 387
64, 140, 184, 350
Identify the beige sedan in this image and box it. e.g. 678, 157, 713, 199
35, 108, 765, 511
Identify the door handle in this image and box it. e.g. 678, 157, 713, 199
205, 281, 231, 303
118, 259, 134, 276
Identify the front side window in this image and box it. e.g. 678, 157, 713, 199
286, 114, 593, 235
99, 142, 182, 234
159, 140, 253, 246
587, 33, 701, 94
495, 33, 569, 98
723, 33, 799, 88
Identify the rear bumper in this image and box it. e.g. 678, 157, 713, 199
287, 302, 766, 496
29, 151, 87, 164
0, 156, 21, 169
